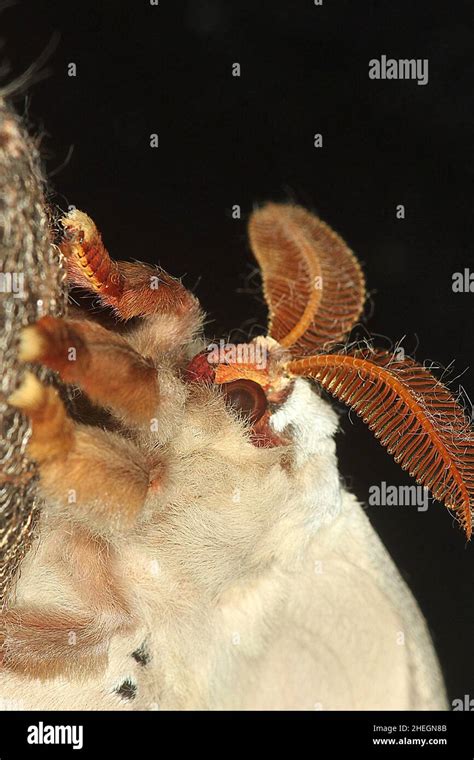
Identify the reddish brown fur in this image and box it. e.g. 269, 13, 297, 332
28, 316, 160, 425
60, 210, 201, 321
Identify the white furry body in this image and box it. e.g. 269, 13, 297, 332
0, 378, 447, 710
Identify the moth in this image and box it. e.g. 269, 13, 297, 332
1, 201, 472, 710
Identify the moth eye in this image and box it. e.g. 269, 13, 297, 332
220, 379, 267, 423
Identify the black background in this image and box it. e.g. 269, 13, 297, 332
2, 0, 473, 705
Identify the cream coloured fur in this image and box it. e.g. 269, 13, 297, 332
0, 323, 447, 710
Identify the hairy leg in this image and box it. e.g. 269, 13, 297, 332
0, 529, 134, 680
19, 315, 159, 427
8, 372, 152, 529
60, 209, 201, 323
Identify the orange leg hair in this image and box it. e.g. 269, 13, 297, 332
60, 209, 201, 322
8, 372, 151, 530
18, 315, 159, 427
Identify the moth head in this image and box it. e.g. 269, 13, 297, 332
186, 335, 297, 445
185, 202, 474, 536
185, 202, 366, 447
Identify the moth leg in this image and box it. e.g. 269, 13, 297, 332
8, 373, 152, 529
60, 208, 201, 322
18, 315, 159, 426
1, 607, 115, 680
0, 529, 134, 680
